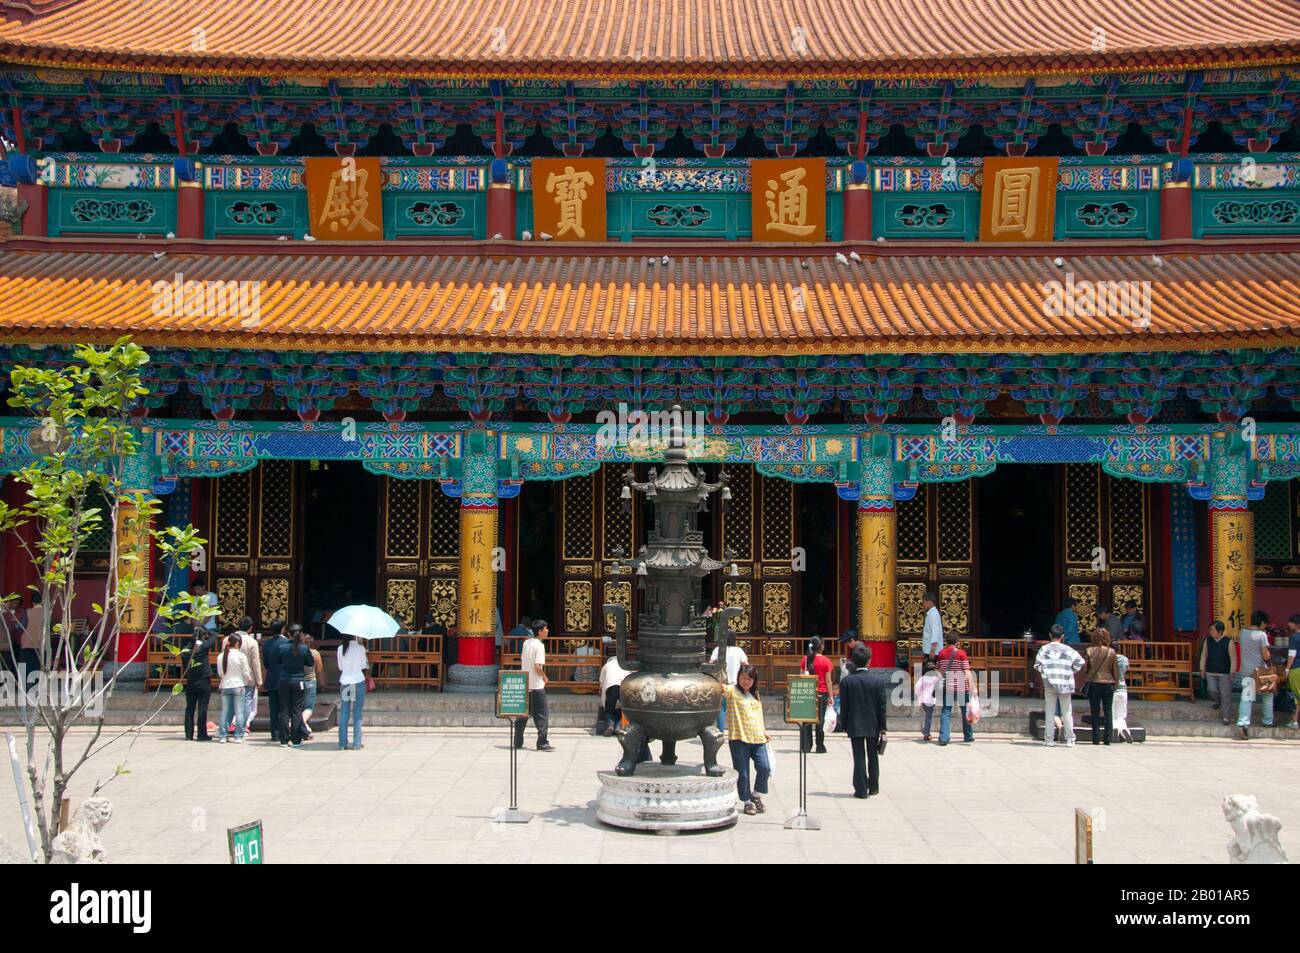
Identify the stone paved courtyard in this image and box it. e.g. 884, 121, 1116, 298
3, 727, 1297, 864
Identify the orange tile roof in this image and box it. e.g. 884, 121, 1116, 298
2, 0, 1300, 79
1, 239, 1298, 355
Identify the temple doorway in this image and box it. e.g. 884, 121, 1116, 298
797, 483, 838, 639
977, 465, 1056, 637
302, 460, 379, 630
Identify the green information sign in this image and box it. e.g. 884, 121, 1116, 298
785, 674, 820, 724
497, 670, 531, 719
228, 820, 264, 865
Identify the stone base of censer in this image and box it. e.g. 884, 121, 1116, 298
596, 765, 739, 832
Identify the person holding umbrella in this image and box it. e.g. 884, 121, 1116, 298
330, 604, 397, 750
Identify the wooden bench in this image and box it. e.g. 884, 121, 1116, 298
366, 634, 444, 691
729, 637, 840, 693
1116, 640, 1194, 700
907, 638, 1031, 696
501, 636, 606, 693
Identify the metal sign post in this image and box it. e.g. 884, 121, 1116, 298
494, 671, 532, 824
784, 675, 821, 831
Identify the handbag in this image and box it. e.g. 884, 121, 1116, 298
1253, 666, 1280, 695
877, 734, 887, 756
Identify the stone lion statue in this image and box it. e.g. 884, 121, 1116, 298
1222, 794, 1288, 865
49, 797, 113, 865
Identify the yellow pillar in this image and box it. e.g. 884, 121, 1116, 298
115, 496, 153, 666
857, 501, 896, 648
1210, 503, 1252, 638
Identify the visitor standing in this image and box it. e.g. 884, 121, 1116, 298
261, 620, 288, 742
337, 632, 371, 750
506, 616, 532, 655
1053, 598, 1081, 645
0, 595, 23, 675
921, 593, 943, 660
598, 654, 632, 736
936, 634, 975, 745
189, 575, 220, 634
1120, 600, 1141, 638
709, 638, 748, 731
300, 633, 324, 738
232, 617, 262, 735
1095, 605, 1124, 644
1035, 625, 1084, 746
274, 623, 313, 748
1082, 628, 1120, 745
514, 619, 554, 751
1236, 610, 1275, 739
1199, 620, 1236, 726
799, 636, 833, 754
1285, 614, 1300, 730
915, 660, 939, 742
724, 663, 771, 816
181, 625, 217, 742
838, 643, 888, 797
215, 633, 252, 744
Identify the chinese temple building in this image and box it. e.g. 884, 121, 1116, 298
0, 0, 1299, 688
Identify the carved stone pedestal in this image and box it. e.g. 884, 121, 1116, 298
596, 765, 738, 832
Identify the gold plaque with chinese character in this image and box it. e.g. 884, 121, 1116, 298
752, 159, 826, 243
979, 156, 1058, 242
532, 158, 606, 242
305, 157, 384, 241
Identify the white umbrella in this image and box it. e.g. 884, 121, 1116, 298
328, 605, 401, 640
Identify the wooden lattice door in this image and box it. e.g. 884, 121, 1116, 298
1061, 464, 1153, 635
717, 470, 799, 649
376, 477, 460, 632
209, 460, 299, 629
894, 481, 976, 639
556, 466, 640, 637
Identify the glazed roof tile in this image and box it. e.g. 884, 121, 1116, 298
2, 0, 1300, 78
1, 239, 1298, 355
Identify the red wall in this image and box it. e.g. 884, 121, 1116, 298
1197, 584, 1297, 631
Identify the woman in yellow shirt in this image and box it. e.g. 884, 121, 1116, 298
724, 664, 771, 816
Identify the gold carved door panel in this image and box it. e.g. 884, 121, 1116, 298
894, 481, 975, 638
377, 477, 459, 631
558, 466, 640, 638
209, 460, 299, 630
718, 470, 799, 650
1061, 464, 1152, 634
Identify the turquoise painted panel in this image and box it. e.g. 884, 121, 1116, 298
873, 192, 976, 241
1194, 190, 1300, 237
206, 190, 305, 238
384, 192, 484, 239
622, 194, 734, 238
50, 189, 175, 236
1055, 191, 1158, 240
517, 192, 534, 238
826, 193, 843, 242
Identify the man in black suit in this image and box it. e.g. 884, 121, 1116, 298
837, 644, 888, 798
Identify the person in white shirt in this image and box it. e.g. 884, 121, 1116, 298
337, 634, 370, 750
598, 655, 633, 736
921, 593, 943, 659
232, 616, 262, 733
189, 576, 220, 634
216, 635, 253, 744
514, 619, 553, 751
709, 642, 749, 731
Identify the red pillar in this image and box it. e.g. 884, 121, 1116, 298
1160, 161, 1192, 240
843, 184, 871, 241
177, 181, 204, 239
487, 183, 515, 240
17, 182, 47, 237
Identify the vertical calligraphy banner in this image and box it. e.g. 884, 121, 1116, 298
979, 156, 1058, 242
857, 504, 897, 643
531, 158, 606, 241
116, 499, 153, 668
304, 156, 384, 240
751, 158, 827, 243
1210, 504, 1253, 639
457, 502, 498, 640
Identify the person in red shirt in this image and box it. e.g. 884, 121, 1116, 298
800, 636, 834, 754
937, 633, 976, 745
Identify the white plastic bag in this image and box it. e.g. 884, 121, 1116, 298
764, 743, 776, 778
823, 700, 838, 733
966, 692, 982, 725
